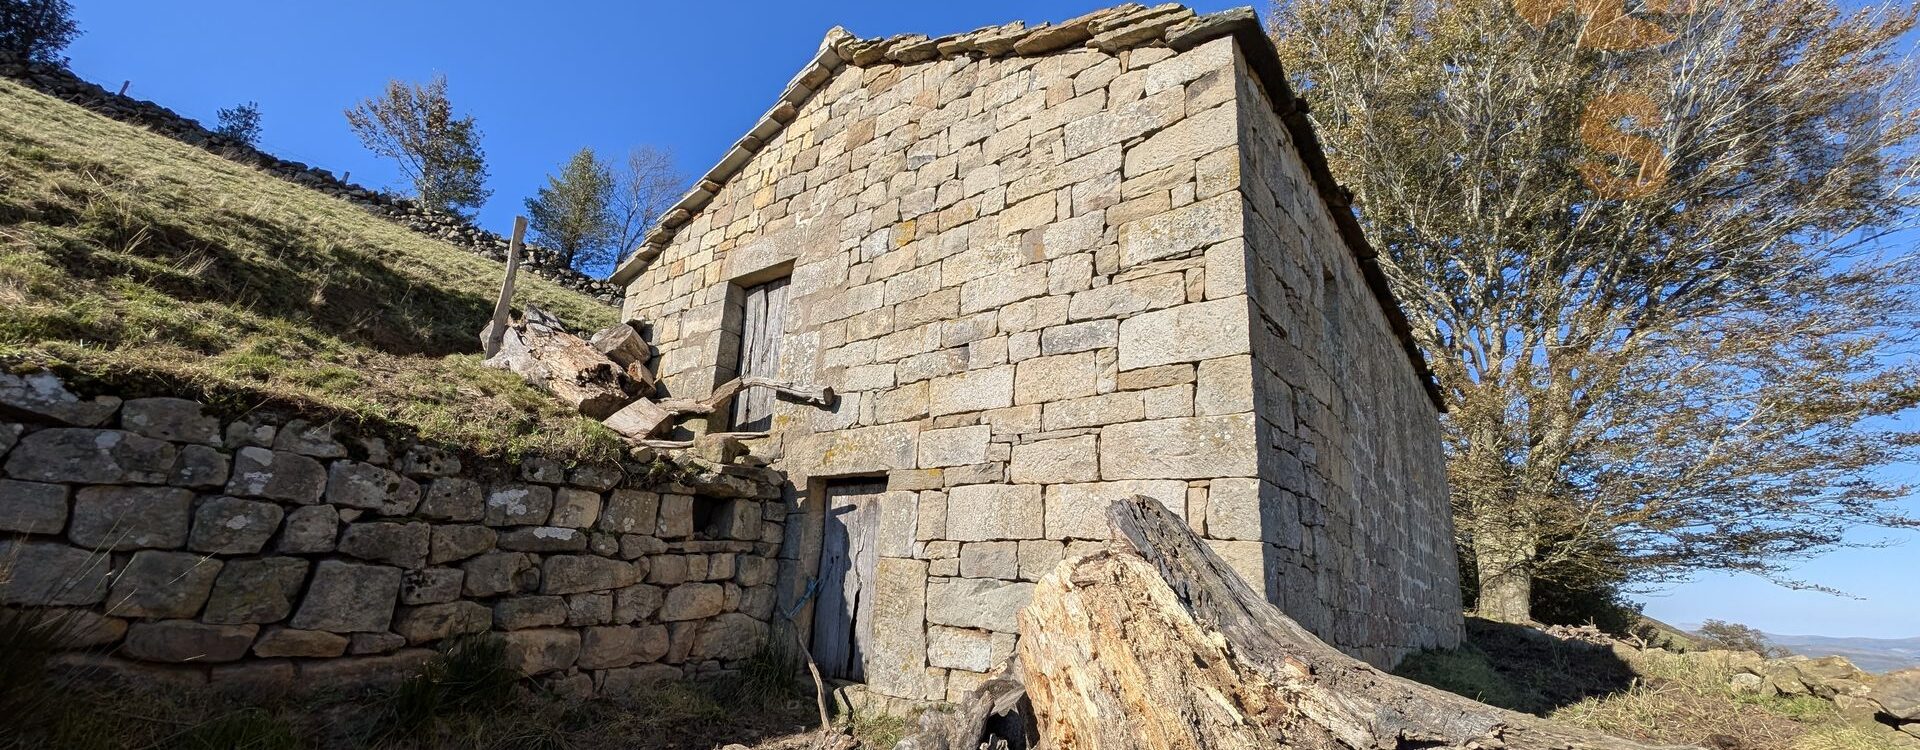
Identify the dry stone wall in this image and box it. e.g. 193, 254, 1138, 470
0, 371, 780, 695
0, 55, 622, 304
620, 7, 1462, 704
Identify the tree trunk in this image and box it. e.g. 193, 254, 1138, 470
1472, 523, 1536, 624
1000, 495, 1681, 750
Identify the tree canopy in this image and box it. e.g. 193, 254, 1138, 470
344, 75, 491, 217
1273, 0, 1920, 622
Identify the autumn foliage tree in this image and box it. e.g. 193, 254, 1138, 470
345, 75, 491, 217
1273, 0, 1920, 622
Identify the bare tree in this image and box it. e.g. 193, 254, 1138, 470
610, 146, 685, 262
1273, 0, 1920, 622
344, 75, 490, 217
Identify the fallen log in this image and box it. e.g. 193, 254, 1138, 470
914, 495, 1688, 750
482, 304, 631, 420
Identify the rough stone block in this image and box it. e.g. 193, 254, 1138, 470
691, 612, 767, 663
400, 568, 465, 605
6, 428, 175, 485
225, 447, 326, 504
272, 419, 345, 458
202, 558, 309, 624
566, 592, 613, 625
656, 494, 694, 538
326, 461, 421, 516
1044, 480, 1188, 539
418, 478, 483, 521
599, 489, 660, 535
429, 524, 496, 565
927, 625, 1015, 672
925, 577, 1036, 633
494, 596, 568, 630
581, 624, 671, 669
945, 485, 1043, 541
1116, 296, 1250, 370
959, 541, 1019, 579
485, 484, 555, 526
290, 560, 402, 633
498, 526, 589, 553
0, 479, 67, 534
252, 627, 348, 658
123, 621, 257, 663
614, 584, 665, 623
927, 366, 1015, 417
503, 629, 581, 676
338, 522, 431, 568
786, 422, 920, 475
550, 488, 603, 528
1194, 354, 1254, 415
541, 555, 639, 595
1040, 391, 1144, 430
918, 425, 992, 468
393, 601, 491, 645
188, 496, 283, 554
1009, 435, 1099, 484
1017, 539, 1066, 581
1068, 272, 1186, 321
659, 582, 724, 621
69, 485, 192, 551
1013, 352, 1099, 405
277, 505, 338, 553
171, 444, 230, 488
0, 370, 120, 426
1099, 414, 1257, 479
865, 557, 932, 698
349, 632, 406, 655
120, 397, 219, 444
1, 543, 109, 606
462, 552, 537, 597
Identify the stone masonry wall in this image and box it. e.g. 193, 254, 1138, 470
620, 16, 1462, 704
0, 55, 622, 305
0, 371, 780, 695
1231, 49, 1463, 664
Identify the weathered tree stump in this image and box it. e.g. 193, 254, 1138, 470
909, 495, 1688, 750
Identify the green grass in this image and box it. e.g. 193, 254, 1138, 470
0, 78, 622, 460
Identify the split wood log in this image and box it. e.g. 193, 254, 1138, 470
481, 304, 631, 420
1008, 495, 1689, 750
591, 322, 658, 397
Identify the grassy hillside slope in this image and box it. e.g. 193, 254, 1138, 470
0, 78, 622, 459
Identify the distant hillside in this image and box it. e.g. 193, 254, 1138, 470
1763, 632, 1920, 673
0, 78, 622, 459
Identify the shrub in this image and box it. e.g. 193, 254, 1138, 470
1696, 620, 1793, 658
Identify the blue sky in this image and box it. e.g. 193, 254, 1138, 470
58, 1, 1918, 638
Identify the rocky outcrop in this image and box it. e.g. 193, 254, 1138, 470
0, 371, 781, 694
0, 55, 622, 305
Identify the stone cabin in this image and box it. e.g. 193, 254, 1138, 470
608, 4, 1463, 702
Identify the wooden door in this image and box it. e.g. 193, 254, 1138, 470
730, 276, 789, 431
811, 478, 884, 681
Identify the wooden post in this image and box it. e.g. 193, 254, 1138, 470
482, 216, 528, 358
117, 80, 130, 96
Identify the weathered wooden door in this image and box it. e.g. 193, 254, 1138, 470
730, 276, 789, 431
811, 478, 884, 681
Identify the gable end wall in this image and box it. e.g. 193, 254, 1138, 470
622, 30, 1459, 700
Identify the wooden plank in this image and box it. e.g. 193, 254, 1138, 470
729, 276, 791, 431
730, 283, 767, 429
810, 479, 886, 681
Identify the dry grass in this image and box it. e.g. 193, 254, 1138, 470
1550, 650, 1899, 750
0, 78, 623, 460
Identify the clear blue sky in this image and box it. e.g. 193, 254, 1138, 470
58, 1, 1918, 639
